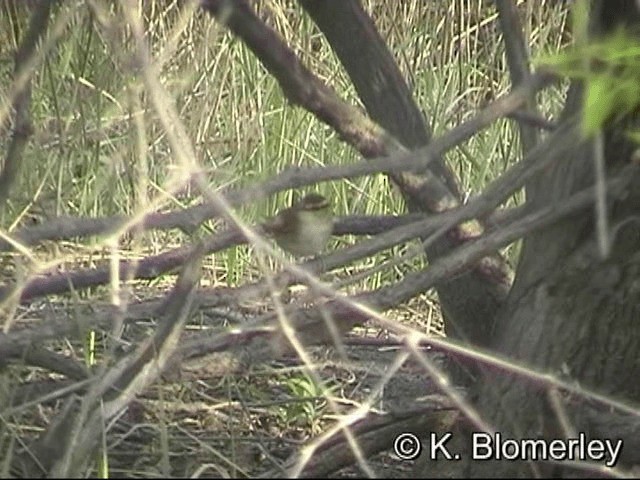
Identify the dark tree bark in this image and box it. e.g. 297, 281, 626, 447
415, 0, 640, 476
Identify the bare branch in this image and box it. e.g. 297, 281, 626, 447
20, 241, 205, 476
0, 65, 555, 254
0, 1, 57, 210
496, 0, 540, 157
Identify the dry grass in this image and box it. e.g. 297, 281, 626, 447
0, 0, 569, 477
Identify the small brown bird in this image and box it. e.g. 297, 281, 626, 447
263, 193, 333, 257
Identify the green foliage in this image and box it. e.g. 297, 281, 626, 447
538, 27, 640, 137
84, 329, 97, 367
275, 372, 335, 434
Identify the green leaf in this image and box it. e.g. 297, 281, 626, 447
582, 76, 616, 136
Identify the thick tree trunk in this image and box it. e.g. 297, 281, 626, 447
418, 0, 640, 476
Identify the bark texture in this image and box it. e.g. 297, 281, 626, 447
415, 0, 640, 476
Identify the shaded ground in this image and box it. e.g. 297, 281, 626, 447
4, 291, 445, 477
